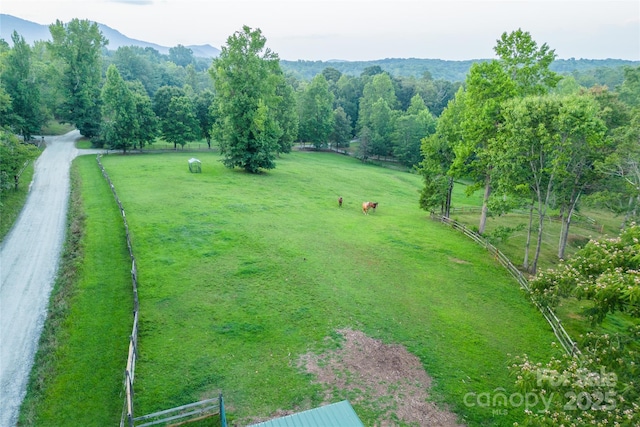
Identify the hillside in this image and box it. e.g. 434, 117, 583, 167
2, 13, 637, 83
0, 14, 220, 58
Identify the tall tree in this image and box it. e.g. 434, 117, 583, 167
194, 89, 216, 148
168, 44, 195, 68
100, 64, 137, 154
153, 85, 186, 120
358, 72, 398, 133
3, 31, 44, 140
454, 60, 516, 234
209, 26, 285, 173
298, 74, 334, 149
392, 94, 436, 168
162, 95, 199, 149
273, 78, 298, 155
496, 95, 563, 273
47, 19, 107, 138
0, 128, 39, 191
553, 94, 608, 259
419, 88, 465, 217
494, 28, 560, 96
329, 106, 352, 151
128, 80, 159, 150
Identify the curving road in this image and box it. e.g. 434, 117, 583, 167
0, 130, 99, 427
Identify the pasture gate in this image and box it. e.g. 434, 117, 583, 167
96, 155, 227, 426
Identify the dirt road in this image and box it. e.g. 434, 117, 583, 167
0, 130, 97, 427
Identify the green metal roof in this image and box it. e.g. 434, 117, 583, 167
247, 400, 364, 427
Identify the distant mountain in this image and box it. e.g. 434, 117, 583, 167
0, 14, 220, 58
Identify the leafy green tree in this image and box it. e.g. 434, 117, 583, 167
496, 95, 568, 273
329, 106, 352, 150
194, 89, 216, 148
298, 74, 334, 149
392, 94, 436, 167
494, 28, 560, 96
617, 65, 640, 108
273, 78, 298, 155
153, 85, 186, 120
112, 46, 161, 96
335, 74, 362, 131
0, 127, 39, 191
169, 44, 195, 68
162, 95, 199, 149
356, 126, 372, 162
553, 94, 608, 259
358, 73, 398, 132
128, 80, 159, 150
2, 31, 44, 140
210, 26, 286, 173
47, 19, 107, 138
419, 88, 465, 217
591, 87, 640, 228
368, 98, 396, 158
100, 64, 137, 154
454, 60, 516, 234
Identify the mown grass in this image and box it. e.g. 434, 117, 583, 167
446, 189, 632, 343
90, 150, 562, 426
18, 156, 132, 426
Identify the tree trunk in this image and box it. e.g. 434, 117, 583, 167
444, 176, 453, 218
478, 175, 491, 234
532, 207, 545, 275
531, 174, 555, 274
523, 201, 534, 271
558, 191, 581, 260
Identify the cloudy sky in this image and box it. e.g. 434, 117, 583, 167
2, 0, 639, 61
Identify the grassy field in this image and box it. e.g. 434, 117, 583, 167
58, 150, 559, 426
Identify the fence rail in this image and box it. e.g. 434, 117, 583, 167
448, 207, 604, 233
133, 395, 226, 427
431, 213, 580, 357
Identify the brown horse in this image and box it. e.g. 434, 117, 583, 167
338, 197, 343, 207
362, 201, 378, 215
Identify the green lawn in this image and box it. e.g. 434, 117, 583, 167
83, 150, 560, 426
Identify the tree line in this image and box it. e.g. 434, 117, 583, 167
1, 20, 638, 231
418, 29, 639, 275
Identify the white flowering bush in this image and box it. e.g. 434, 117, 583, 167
530, 223, 640, 323
511, 224, 640, 425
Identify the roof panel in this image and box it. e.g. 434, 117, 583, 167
247, 400, 364, 427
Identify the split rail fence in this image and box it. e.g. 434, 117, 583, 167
430, 213, 580, 357
96, 155, 226, 426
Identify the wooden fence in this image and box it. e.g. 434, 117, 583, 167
447, 207, 604, 233
96, 155, 226, 426
430, 213, 580, 356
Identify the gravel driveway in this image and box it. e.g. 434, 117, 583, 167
0, 130, 101, 427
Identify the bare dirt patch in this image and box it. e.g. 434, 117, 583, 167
299, 328, 465, 426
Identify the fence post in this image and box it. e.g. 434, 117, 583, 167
220, 393, 227, 427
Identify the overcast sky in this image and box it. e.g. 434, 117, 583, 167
2, 0, 639, 61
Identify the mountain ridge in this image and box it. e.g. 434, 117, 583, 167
0, 14, 221, 58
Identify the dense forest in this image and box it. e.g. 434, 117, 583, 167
281, 57, 639, 85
